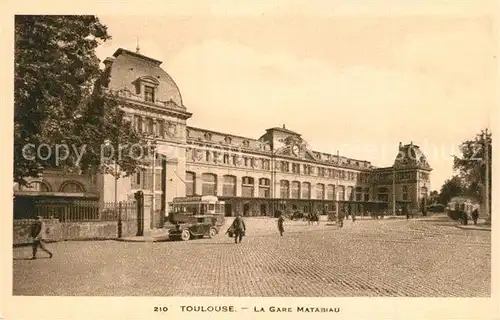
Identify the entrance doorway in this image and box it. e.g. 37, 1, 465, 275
260, 204, 267, 216
224, 203, 232, 217
243, 203, 250, 216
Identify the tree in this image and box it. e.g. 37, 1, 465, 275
453, 129, 492, 218
14, 15, 149, 185
429, 190, 439, 204
438, 176, 464, 205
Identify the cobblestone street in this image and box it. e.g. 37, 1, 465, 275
13, 217, 491, 297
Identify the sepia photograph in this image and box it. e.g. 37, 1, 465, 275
1, 1, 498, 319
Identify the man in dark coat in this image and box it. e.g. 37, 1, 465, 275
462, 210, 469, 225
471, 208, 479, 225
30, 216, 53, 259
231, 214, 246, 244
277, 214, 285, 236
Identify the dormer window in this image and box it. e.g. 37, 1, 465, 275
144, 85, 155, 102
242, 140, 250, 148
133, 76, 160, 103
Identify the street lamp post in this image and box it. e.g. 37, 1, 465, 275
115, 159, 121, 237
336, 150, 340, 216
150, 138, 157, 229
392, 166, 396, 216
478, 129, 491, 223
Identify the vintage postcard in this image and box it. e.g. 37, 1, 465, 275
1, 1, 498, 319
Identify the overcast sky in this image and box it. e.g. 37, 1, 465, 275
93, 1, 495, 191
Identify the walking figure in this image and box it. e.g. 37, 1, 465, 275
30, 216, 53, 260
462, 210, 469, 225
230, 213, 246, 244
337, 210, 345, 228
471, 208, 479, 225
278, 214, 285, 236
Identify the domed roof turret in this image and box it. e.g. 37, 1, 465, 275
104, 48, 184, 108
394, 141, 431, 170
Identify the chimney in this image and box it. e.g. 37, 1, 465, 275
282, 124, 286, 129
103, 57, 115, 69
399, 142, 402, 149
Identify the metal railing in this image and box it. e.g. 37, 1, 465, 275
34, 200, 137, 222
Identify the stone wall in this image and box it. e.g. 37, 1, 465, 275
13, 219, 139, 245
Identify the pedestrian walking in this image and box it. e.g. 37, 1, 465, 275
277, 214, 285, 236
462, 210, 469, 225
337, 210, 345, 228
230, 213, 246, 244
30, 216, 53, 260
471, 208, 479, 225
352, 213, 356, 222
314, 211, 320, 225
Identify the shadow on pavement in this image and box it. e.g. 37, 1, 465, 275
184, 242, 237, 245
14, 257, 50, 260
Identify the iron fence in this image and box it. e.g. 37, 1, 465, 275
34, 200, 136, 222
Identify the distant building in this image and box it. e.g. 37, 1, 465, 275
17, 48, 432, 229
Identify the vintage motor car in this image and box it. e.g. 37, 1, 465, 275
167, 215, 219, 241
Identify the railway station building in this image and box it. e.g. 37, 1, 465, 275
16, 48, 432, 228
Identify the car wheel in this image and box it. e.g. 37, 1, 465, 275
181, 229, 191, 241
209, 227, 217, 239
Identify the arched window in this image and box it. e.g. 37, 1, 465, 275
338, 185, 345, 201
222, 175, 236, 197
258, 178, 270, 198
280, 180, 290, 199
185, 172, 195, 196
242, 176, 255, 197
291, 181, 300, 199
201, 173, 217, 196
60, 181, 85, 193
327, 184, 335, 200
301, 182, 311, 199
21, 181, 51, 192
316, 183, 325, 200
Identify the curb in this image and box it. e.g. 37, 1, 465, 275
454, 225, 491, 231
116, 236, 170, 243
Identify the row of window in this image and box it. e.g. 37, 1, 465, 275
190, 149, 272, 170
282, 161, 368, 181
20, 180, 85, 193
133, 115, 166, 138
185, 172, 372, 200
190, 149, 370, 181
130, 170, 414, 202
396, 171, 418, 181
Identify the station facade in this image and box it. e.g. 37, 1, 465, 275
17, 48, 432, 226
